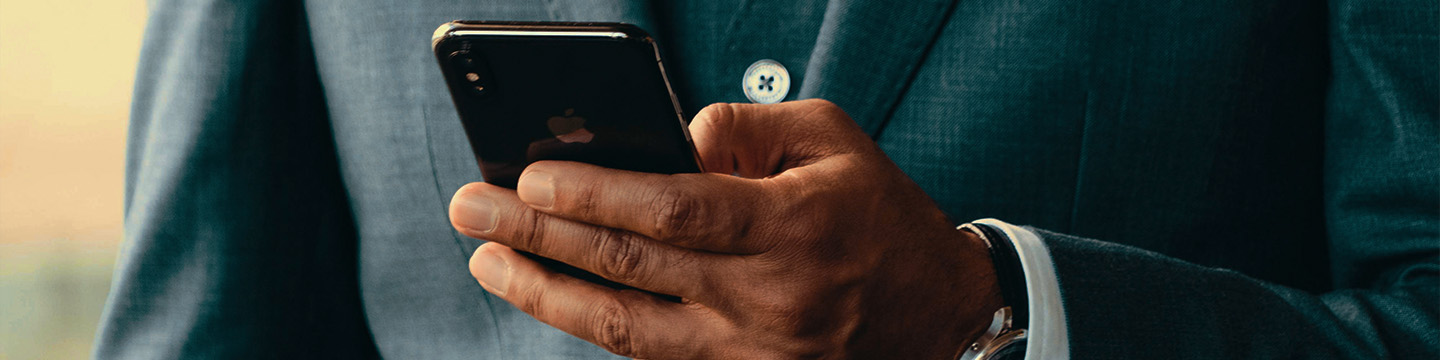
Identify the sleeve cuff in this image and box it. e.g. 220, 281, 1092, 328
973, 218, 1069, 360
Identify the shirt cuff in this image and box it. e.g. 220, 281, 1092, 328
973, 218, 1069, 360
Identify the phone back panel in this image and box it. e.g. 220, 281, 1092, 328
434, 21, 701, 189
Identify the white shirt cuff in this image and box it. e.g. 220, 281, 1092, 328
973, 218, 1069, 360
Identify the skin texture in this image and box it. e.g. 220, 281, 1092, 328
450, 99, 1003, 359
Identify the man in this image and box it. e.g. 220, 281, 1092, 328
96, 0, 1437, 358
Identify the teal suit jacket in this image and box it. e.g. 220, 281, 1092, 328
97, 0, 1437, 358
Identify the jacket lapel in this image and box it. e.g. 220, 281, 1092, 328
798, 0, 959, 137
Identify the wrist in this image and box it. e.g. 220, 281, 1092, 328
859, 223, 1003, 360
953, 227, 1007, 347
955, 223, 1030, 360
856, 213, 1007, 359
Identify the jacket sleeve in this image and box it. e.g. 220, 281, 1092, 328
1035, 1, 1438, 358
92, 0, 378, 358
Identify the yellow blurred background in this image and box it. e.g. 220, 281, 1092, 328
0, 0, 147, 358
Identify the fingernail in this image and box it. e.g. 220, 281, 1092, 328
471, 246, 510, 295
455, 194, 498, 233
517, 171, 555, 209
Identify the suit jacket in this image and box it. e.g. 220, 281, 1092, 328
95, 0, 1438, 358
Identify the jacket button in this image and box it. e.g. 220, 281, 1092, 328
742, 59, 790, 104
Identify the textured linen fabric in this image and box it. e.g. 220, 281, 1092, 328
94, 1, 377, 358
96, 0, 1438, 358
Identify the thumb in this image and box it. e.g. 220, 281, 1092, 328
687, 99, 871, 178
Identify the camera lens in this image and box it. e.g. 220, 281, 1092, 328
449, 50, 492, 96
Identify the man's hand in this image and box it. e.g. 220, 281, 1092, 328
449, 99, 1003, 359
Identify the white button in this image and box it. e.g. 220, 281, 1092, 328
743, 59, 790, 104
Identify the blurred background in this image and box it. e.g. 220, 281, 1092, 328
0, 0, 147, 358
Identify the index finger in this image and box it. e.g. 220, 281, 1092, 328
516, 161, 776, 254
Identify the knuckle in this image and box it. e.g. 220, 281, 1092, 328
515, 208, 547, 252
698, 102, 736, 125
592, 300, 637, 356
651, 183, 702, 240
595, 230, 646, 284
696, 103, 741, 138
568, 170, 602, 215
514, 274, 550, 315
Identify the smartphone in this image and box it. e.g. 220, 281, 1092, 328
432, 21, 702, 189
433, 21, 700, 297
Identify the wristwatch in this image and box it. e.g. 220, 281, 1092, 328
956, 223, 1029, 360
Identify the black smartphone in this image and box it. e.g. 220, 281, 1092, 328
432, 21, 702, 189
433, 21, 700, 297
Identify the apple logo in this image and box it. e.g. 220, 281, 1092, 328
547, 108, 594, 144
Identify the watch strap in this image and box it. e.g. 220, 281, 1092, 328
965, 223, 1029, 326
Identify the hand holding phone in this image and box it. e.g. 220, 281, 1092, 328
434, 21, 701, 296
